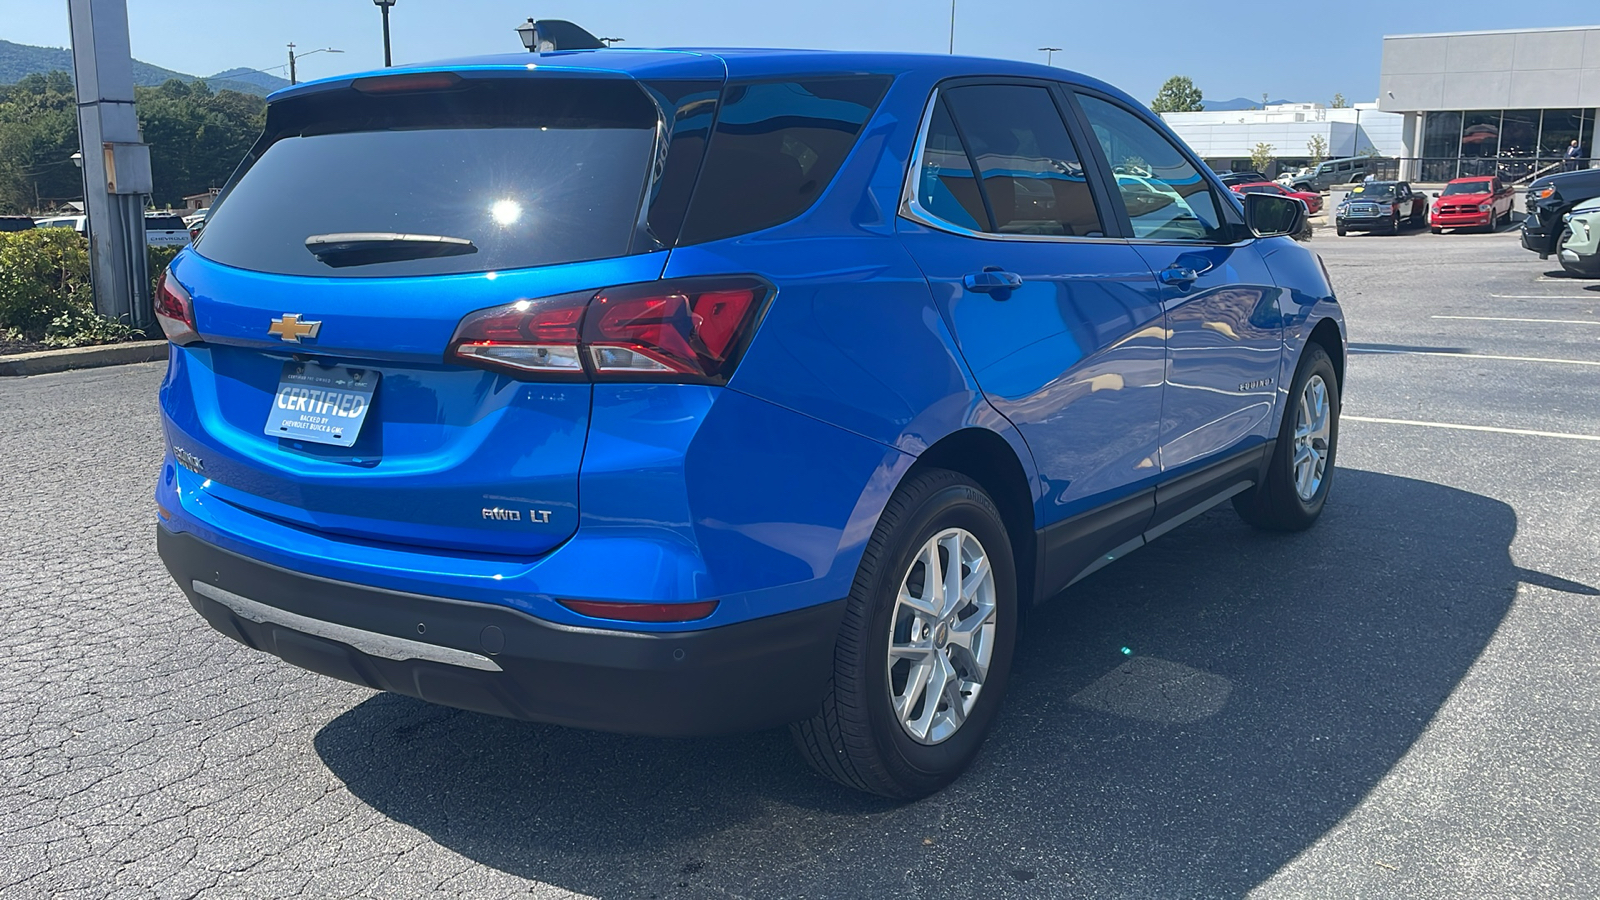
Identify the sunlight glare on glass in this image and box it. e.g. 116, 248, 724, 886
491, 199, 523, 226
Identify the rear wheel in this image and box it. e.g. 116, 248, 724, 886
1233, 343, 1340, 531
791, 469, 1017, 799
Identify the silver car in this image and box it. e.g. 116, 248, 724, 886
1559, 201, 1600, 277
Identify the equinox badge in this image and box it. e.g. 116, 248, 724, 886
268, 314, 322, 343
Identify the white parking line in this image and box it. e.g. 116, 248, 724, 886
1489, 293, 1599, 300
1350, 348, 1600, 366
1343, 415, 1600, 442
1431, 315, 1600, 326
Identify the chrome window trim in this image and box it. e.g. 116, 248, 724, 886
897, 86, 1126, 246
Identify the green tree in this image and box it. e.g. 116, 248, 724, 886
0, 72, 81, 214
1330, 93, 1349, 108
1150, 75, 1204, 113
0, 73, 265, 214
1306, 134, 1329, 167
1250, 142, 1276, 173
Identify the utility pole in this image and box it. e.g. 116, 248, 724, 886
287, 42, 296, 85
67, 0, 152, 331
1039, 46, 1061, 66
374, 0, 396, 67
948, 0, 956, 54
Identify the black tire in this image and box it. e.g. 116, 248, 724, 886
1389, 212, 1401, 234
1233, 343, 1340, 531
1336, 222, 1347, 236
1431, 226, 1443, 234
790, 468, 1018, 799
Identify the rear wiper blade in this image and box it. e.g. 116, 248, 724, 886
304, 232, 477, 268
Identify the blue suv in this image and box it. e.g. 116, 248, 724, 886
155, 48, 1343, 798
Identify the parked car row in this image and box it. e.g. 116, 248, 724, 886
19, 213, 195, 247
1520, 167, 1600, 276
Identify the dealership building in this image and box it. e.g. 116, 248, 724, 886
1380, 26, 1599, 183
1162, 25, 1600, 184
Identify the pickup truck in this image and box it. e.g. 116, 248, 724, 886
1430, 176, 1515, 233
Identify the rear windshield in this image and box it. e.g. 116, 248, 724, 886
194, 78, 660, 278
146, 216, 185, 230
1443, 180, 1492, 195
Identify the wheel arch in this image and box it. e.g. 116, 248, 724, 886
1306, 316, 1345, 390
906, 427, 1038, 607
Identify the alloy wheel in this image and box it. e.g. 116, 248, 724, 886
1292, 373, 1332, 501
886, 527, 997, 745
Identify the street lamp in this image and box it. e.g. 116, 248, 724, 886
287, 45, 343, 85
372, 0, 396, 67
1039, 46, 1061, 66
599, 37, 625, 47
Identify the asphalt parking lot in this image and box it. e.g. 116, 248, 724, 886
3, 226, 1598, 899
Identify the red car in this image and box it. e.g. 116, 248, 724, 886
1231, 181, 1323, 214
1430, 176, 1516, 233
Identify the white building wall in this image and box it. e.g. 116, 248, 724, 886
1162, 103, 1405, 160
1379, 26, 1600, 111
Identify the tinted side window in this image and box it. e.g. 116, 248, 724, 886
679, 76, 891, 245
941, 84, 1104, 237
1076, 94, 1228, 242
914, 99, 988, 231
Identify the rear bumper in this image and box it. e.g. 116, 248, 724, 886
159, 526, 846, 736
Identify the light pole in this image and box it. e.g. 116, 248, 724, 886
948, 0, 956, 54
288, 45, 343, 85
373, 0, 396, 67
1039, 46, 1061, 66
599, 37, 625, 46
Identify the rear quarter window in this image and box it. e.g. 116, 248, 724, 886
678, 75, 891, 245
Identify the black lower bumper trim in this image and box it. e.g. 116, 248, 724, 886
158, 527, 846, 736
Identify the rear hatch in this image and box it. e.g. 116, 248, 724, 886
164, 70, 713, 555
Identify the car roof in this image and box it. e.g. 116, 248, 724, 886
269, 47, 1131, 105
1448, 175, 1494, 182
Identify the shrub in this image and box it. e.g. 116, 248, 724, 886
0, 228, 161, 348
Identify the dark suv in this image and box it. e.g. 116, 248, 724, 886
1522, 168, 1600, 258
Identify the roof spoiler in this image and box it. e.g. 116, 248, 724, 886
515, 19, 607, 52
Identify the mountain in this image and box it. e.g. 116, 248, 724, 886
207, 67, 291, 93
1201, 97, 1297, 111
0, 39, 283, 97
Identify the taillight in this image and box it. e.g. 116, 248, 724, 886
154, 269, 200, 345
559, 599, 719, 623
448, 291, 591, 378
447, 277, 771, 383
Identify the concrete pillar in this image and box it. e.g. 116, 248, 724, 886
68, 0, 153, 331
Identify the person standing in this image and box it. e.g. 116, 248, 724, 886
1565, 139, 1583, 172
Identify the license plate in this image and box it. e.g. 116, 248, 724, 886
264, 363, 378, 448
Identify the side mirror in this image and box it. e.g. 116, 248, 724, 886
1243, 191, 1306, 239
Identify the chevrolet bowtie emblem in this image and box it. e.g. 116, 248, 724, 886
268, 314, 322, 343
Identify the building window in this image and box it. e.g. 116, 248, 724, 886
1421, 111, 1462, 181
1421, 108, 1593, 182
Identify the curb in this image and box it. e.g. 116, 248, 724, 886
0, 340, 168, 377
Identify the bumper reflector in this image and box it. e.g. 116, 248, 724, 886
559, 599, 719, 623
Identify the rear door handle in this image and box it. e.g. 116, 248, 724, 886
1159, 266, 1199, 288
964, 270, 1024, 293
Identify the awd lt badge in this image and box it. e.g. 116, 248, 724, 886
268, 314, 322, 343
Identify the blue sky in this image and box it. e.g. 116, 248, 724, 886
3, 1, 1599, 106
